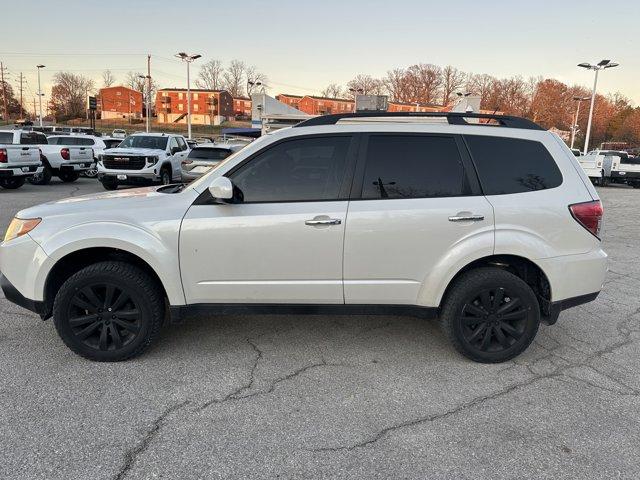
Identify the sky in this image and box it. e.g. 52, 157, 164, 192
3, 0, 639, 111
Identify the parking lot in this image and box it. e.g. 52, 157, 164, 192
1, 179, 639, 479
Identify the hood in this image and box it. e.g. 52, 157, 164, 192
103, 147, 166, 156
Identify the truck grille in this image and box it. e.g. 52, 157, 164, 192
103, 156, 147, 170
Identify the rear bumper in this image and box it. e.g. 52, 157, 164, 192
0, 165, 43, 177
611, 170, 640, 180
0, 273, 44, 317
59, 162, 90, 171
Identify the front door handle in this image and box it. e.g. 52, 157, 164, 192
448, 214, 485, 222
305, 218, 342, 226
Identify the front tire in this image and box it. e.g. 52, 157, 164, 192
100, 177, 118, 190
0, 177, 26, 189
160, 167, 172, 185
53, 261, 164, 362
440, 268, 540, 363
58, 170, 80, 183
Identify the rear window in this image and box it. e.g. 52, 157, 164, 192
465, 135, 562, 195
188, 148, 232, 161
0, 132, 14, 143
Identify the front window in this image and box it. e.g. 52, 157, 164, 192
118, 135, 168, 150
188, 148, 232, 161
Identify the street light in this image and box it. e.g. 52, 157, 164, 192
349, 88, 363, 112
577, 59, 619, 154
36, 65, 45, 127
570, 95, 590, 150
247, 80, 262, 95
175, 52, 202, 139
138, 74, 151, 133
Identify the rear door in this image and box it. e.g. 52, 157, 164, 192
343, 133, 494, 306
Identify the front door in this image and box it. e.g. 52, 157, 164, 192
180, 134, 357, 304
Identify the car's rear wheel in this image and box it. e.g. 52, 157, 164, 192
53, 261, 164, 362
440, 267, 540, 363
28, 166, 52, 185
58, 170, 80, 183
100, 177, 118, 190
0, 177, 26, 189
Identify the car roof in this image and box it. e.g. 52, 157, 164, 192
192, 144, 233, 150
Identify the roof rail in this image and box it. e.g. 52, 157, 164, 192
293, 112, 544, 131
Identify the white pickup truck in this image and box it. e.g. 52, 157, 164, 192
0, 130, 45, 189
578, 153, 604, 185
605, 151, 640, 188
9, 130, 95, 185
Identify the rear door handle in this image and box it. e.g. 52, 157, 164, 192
305, 218, 342, 226
448, 214, 485, 222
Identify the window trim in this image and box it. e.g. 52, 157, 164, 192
194, 133, 360, 205
350, 133, 482, 201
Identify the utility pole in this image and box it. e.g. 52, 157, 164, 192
0, 62, 8, 122
18, 72, 24, 119
147, 54, 151, 132
33, 97, 36, 120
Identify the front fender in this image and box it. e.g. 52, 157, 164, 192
34, 221, 185, 305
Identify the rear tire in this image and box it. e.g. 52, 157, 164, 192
28, 166, 53, 185
160, 167, 172, 185
58, 171, 80, 183
52, 261, 164, 362
100, 177, 118, 190
440, 267, 540, 363
0, 177, 26, 189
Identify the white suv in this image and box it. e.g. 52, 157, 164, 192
96, 133, 189, 190
0, 113, 607, 363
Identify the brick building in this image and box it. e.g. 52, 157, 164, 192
155, 88, 233, 124
233, 97, 252, 117
387, 101, 444, 113
297, 96, 355, 115
98, 86, 143, 120
275, 94, 303, 110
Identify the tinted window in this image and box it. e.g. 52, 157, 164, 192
465, 136, 562, 195
177, 137, 187, 150
104, 140, 122, 149
188, 148, 231, 161
48, 137, 75, 145
76, 137, 94, 146
361, 135, 466, 199
119, 135, 168, 150
20, 133, 40, 145
232, 136, 351, 203
0, 132, 14, 143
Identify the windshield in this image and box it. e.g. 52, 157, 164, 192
188, 148, 232, 161
118, 135, 168, 150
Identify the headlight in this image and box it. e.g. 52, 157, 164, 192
4, 217, 41, 243
147, 156, 159, 165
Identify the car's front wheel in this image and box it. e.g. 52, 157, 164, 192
440, 267, 540, 363
53, 261, 164, 361
160, 167, 172, 185
58, 170, 80, 183
100, 177, 118, 190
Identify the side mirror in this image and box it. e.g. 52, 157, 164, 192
208, 176, 234, 200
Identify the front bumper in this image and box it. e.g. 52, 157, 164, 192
0, 165, 44, 177
0, 273, 44, 317
98, 165, 160, 182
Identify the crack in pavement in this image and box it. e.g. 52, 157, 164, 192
113, 400, 189, 480
306, 304, 640, 453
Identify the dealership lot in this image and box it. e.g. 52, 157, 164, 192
1, 180, 639, 479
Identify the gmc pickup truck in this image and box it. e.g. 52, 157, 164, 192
0, 131, 44, 189
25, 131, 94, 184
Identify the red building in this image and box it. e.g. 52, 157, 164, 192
387, 101, 444, 113
275, 94, 303, 110
233, 97, 252, 117
156, 88, 234, 124
297, 95, 355, 115
98, 86, 143, 120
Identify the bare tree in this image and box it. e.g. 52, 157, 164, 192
404, 64, 443, 104
346, 74, 385, 98
49, 72, 95, 119
245, 65, 268, 96
383, 68, 409, 102
321, 83, 344, 98
101, 70, 116, 88
223, 60, 246, 97
196, 59, 224, 90
466, 73, 496, 109
125, 71, 146, 92
441, 65, 466, 106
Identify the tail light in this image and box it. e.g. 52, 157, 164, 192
0, 148, 6, 163
61, 148, 70, 160
569, 200, 603, 239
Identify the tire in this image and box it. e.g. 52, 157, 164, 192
160, 167, 172, 185
28, 165, 53, 185
83, 166, 98, 178
0, 177, 26, 189
440, 267, 540, 363
52, 261, 164, 362
100, 177, 118, 190
58, 170, 80, 183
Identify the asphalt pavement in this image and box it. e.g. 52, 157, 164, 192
1, 179, 638, 479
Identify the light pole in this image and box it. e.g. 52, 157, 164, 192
175, 52, 202, 139
138, 74, 151, 133
570, 95, 590, 149
349, 87, 363, 112
36, 64, 45, 127
578, 59, 619, 154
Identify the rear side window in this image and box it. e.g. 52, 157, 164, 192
20, 133, 40, 145
188, 148, 231, 161
361, 135, 467, 199
465, 135, 562, 195
0, 132, 13, 143
76, 137, 94, 146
